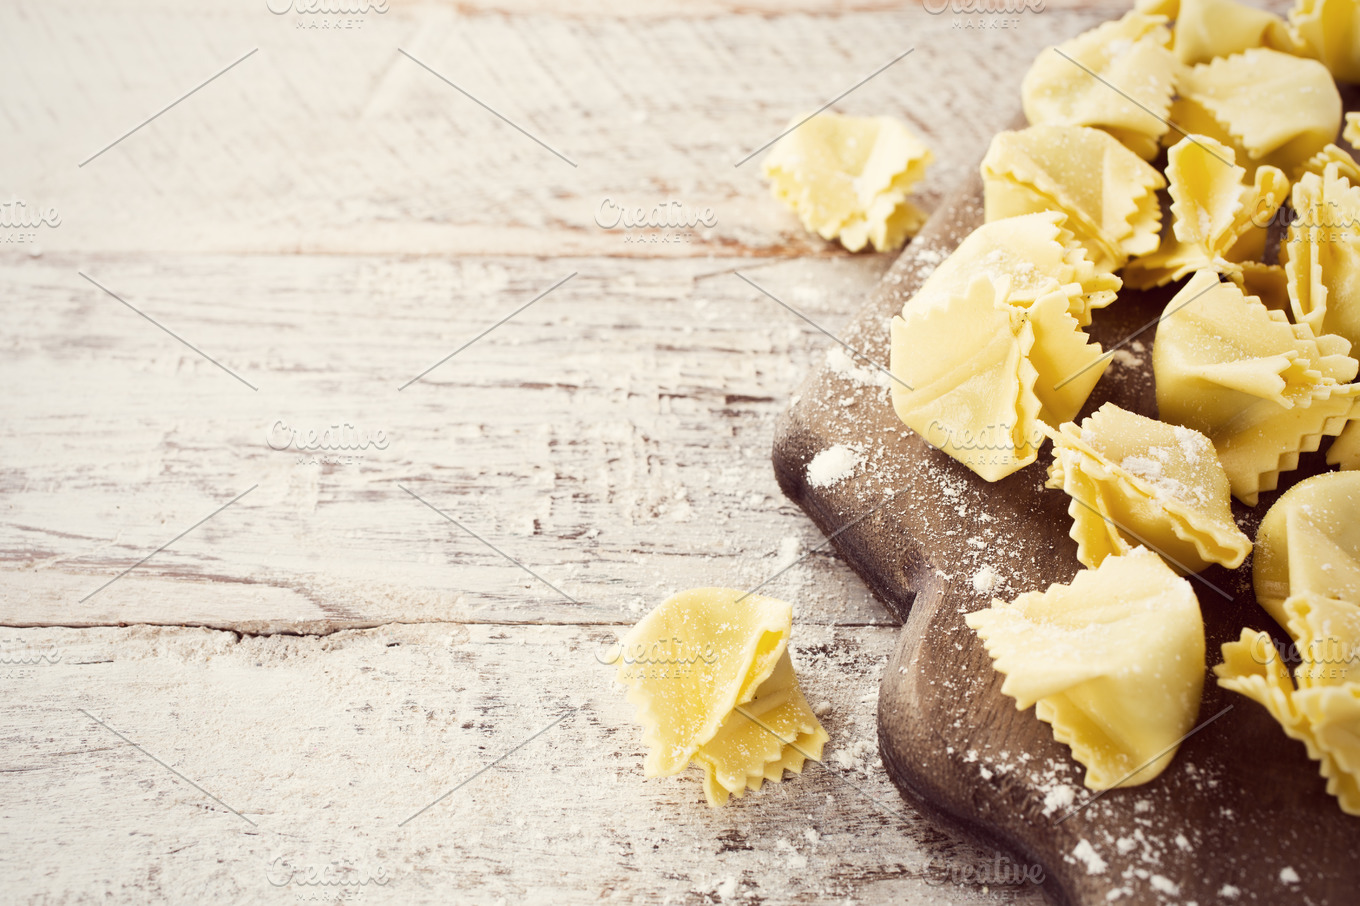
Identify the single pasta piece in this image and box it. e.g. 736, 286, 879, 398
1136, 0, 1294, 65
1168, 48, 1342, 179
981, 124, 1165, 271
1151, 269, 1360, 505
1253, 471, 1360, 629
889, 274, 1107, 482
1123, 135, 1288, 290
1288, 0, 1360, 84
1045, 403, 1251, 573
1021, 10, 1177, 160
965, 547, 1206, 790
1346, 113, 1360, 149
906, 211, 1121, 327
1216, 594, 1360, 815
1282, 162, 1360, 357
613, 587, 828, 807
1296, 144, 1360, 184
761, 113, 933, 252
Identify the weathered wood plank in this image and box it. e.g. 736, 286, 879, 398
0, 623, 1047, 904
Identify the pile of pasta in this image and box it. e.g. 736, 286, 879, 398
892, 0, 1360, 808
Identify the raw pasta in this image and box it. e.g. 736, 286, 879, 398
761, 113, 933, 252
1288, 0, 1360, 84
1021, 11, 1177, 160
889, 274, 1107, 482
1253, 471, 1360, 629
1136, 0, 1293, 66
615, 587, 828, 807
907, 211, 1120, 326
1151, 269, 1360, 504
1045, 403, 1251, 573
1169, 48, 1342, 178
1282, 162, 1360, 357
982, 124, 1165, 271
965, 547, 1206, 790
1216, 594, 1360, 815
1123, 135, 1288, 290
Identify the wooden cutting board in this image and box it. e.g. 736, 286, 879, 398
772, 117, 1360, 904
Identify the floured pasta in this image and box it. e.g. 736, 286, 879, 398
1347, 112, 1360, 149
1136, 0, 1294, 65
1169, 48, 1342, 178
1216, 594, 1360, 815
1282, 162, 1360, 355
908, 211, 1120, 326
966, 547, 1206, 790
1152, 269, 1360, 505
1254, 471, 1360, 628
761, 113, 933, 252
1124, 135, 1289, 290
982, 124, 1165, 271
1045, 403, 1251, 573
615, 587, 828, 807
1021, 11, 1177, 160
890, 274, 1107, 482
1288, 0, 1360, 85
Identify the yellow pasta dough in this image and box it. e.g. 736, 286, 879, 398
966, 547, 1206, 790
982, 124, 1165, 271
1298, 143, 1360, 185
1169, 48, 1342, 178
1253, 471, 1360, 629
1347, 112, 1360, 149
1046, 403, 1251, 573
1124, 135, 1289, 290
890, 274, 1107, 482
1216, 594, 1360, 815
1152, 269, 1360, 504
1137, 0, 1294, 66
1288, 0, 1360, 85
761, 113, 933, 253
1021, 11, 1177, 160
907, 211, 1121, 326
1282, 162, 1360, 356
615, 587, 828, 807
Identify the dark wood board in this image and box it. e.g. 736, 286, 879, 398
771, 119, 1360, 903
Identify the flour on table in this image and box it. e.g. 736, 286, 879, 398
971, 565, 1000, 595
807, 444, 863, 488
1072, 839, 1107, 875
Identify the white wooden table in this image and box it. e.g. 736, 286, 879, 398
1, 1, 1113, 901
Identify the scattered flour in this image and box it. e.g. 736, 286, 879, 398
1219, 884, 1241, 899
807, 444, 863, 488
971, 565, 1001, 595
1149, 875, 1179, 896
1041, 784, 1076, 817
1280, 867, 1300, 885
715, 877, 739, 900
1073, 839, 1107, 875
825, 347, 892, 389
